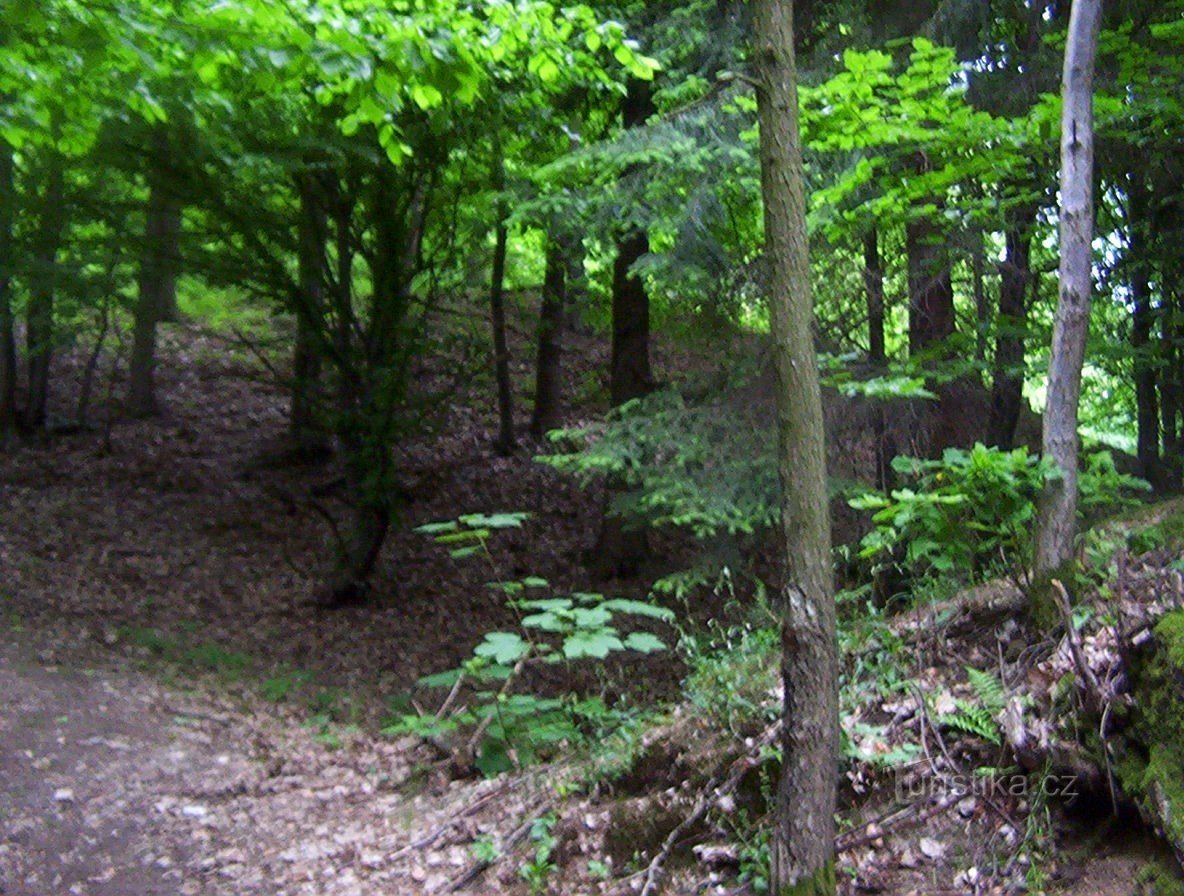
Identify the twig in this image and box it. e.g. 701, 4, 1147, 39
439, 802, 555, 893
1051, 579, 1104, 710
386, 782, 512, 862
639, 721, 782, 896
835, 791, 961, 853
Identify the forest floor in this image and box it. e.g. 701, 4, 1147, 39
2, 318, 1182, 895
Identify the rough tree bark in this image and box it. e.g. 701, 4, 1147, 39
26, 151, 65, 429
1034, 0, 1103, 581
1128, 174, 1160, 482
863, 227, 885, 364
0, 135, 16, 439
128, 128, 183, 418
291, 170, 329, 453
754, 0, 838, 892
530, 237, 570, 439
905, 210, 955, 358
489, 140, 515, 456
988, 204, 1036, 449
594, 78, 656, 578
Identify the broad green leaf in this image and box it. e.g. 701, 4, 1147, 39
474, 632, 530, 665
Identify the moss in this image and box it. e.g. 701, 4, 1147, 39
777, 859, 836, 896
1156, 612, 1184, 670
1113, 610, 1184, 853
1135, 859, 1184, 896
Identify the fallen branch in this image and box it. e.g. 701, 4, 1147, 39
439, 802, 555, 893
639, 720, 782, 896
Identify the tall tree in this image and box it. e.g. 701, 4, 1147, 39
753, 0, 837, 892
0, 135, 15, 439
1034, 0, 1103, 580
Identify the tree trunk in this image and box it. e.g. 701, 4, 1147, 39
291, 171, 329, 452
595, 79, 656, 576
609, 79, 656, 407
1128, 175, 1160, 482
905, 212, 955, 358
531, 237, 570, 439
863, 227, 885, 364
972, 226, 988, 364
26, 153, 65, 429
1034, 0, 1103, 582
1161, 289, 1183, 488
489, 141, 515, 456
754, 1, 838, 892
988, 204, 1036, 449
128, 130, 182, 417
0, 136, 16, 439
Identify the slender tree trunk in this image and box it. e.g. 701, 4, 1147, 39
863, 227, 884, 364
1161, 289, 1183, 488
595, 79, 656, 576
754, 1, 837, 892
1128, 175, 1160, 482
129, 130, 182, 417
972, 226, 988, 363
0, 136, 16, 438
862, 226, 894, 491
291, 171, 329, 452
905, 212, 955, 358
609, 79, 656, 406
489, 141, 515, 455
26, 154, 65, 429
531, 237, 570, 439
988, 204, 1036, 449
1034, 0, 1103, 582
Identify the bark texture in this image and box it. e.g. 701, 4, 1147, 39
489, 143, 515, 456
1034, 0, 1103, 578
129, 129, 183, 418
988, 204, 1036, 449
530, 238, 570, 439
26, 154, 65, 429
753, 0, 838, 891
0, 137, 15, 438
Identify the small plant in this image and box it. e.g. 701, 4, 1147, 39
938, 667, 1007, 747
387, 514, 675, 775
469, 834, 500, 863
681, 616, 780, 735
518, 813, 557, 895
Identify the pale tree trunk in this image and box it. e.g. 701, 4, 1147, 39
754, 0, 837, 892
0, 136, 16, 439
489, 139, 515, 456
1034, 0, 1103, 581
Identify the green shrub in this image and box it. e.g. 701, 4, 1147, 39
850, 444, 1149, 588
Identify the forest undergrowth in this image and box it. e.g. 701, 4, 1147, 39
2, 320, 1183, 896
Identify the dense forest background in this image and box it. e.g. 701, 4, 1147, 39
3, 1, 1184, 894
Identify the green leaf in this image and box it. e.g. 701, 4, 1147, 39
474, 632, 531, 665
562, 630, 624, 660
459, 512, 529, 529
623, 632, 666, 653
600, 599, 675, 621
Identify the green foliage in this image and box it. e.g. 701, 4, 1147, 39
539, 386, 778, 541
681, 618, 780, 735
387, 517, 675, 776
518, 812, 558, 894
926, 668, 1008, 748
851, 444, 1150, 587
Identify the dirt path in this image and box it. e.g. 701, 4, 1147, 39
0, 629, 540, 896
